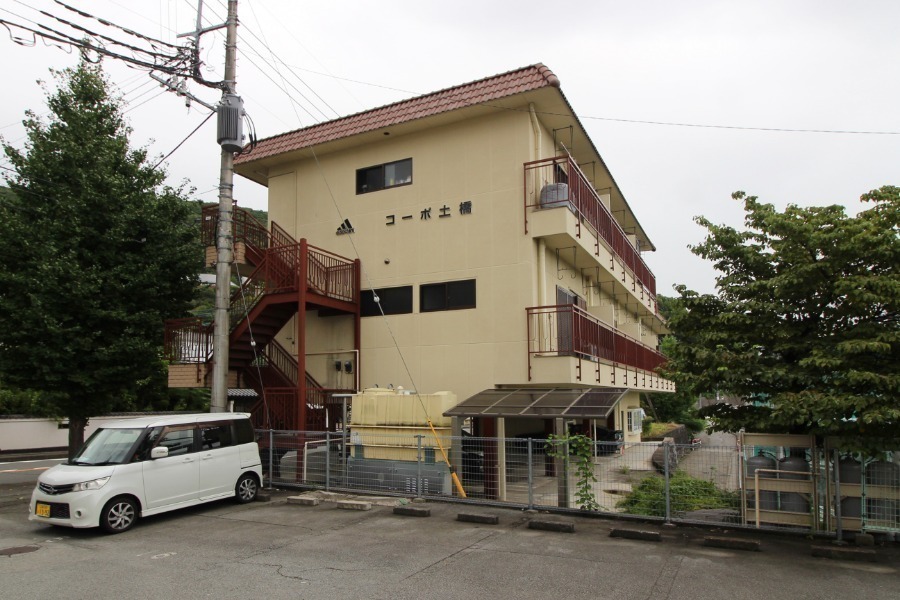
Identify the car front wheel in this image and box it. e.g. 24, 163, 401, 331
235, 474, 258, 504
100, 496, 138, 534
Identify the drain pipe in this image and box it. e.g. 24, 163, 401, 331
529, 102, 542, 161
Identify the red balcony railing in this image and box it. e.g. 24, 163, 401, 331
165, 241, 359, 364
524, 156, 657, 298
164, 317, 212, 364
201, 203, 269, 251
526, 304, 665, 375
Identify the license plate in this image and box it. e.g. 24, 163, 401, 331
35, 502, 51, 518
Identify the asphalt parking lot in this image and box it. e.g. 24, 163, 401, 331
2, 482, 898, 600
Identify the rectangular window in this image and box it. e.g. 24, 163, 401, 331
356, 158, 412, 194
361, 286, 413, 317
420, 279, 476, 312
627, 409, 643, 434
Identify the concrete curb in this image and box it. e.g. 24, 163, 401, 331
609, 528, 662, 542
336, 500, 372, 511
811, 545, 878, 562
393, 506, 431, 517
286, 495, 320, 506
528, 519, 575, 533
703, 536, 761, 551
457, 513, 500, 525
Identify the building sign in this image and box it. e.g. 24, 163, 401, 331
386, 201, 473, 226
336, 218, 355, 235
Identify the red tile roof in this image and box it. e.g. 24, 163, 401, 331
234, 64, 561, 164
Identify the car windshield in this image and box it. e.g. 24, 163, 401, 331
71, 428, 144, 465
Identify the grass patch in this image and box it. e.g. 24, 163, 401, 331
644, 421, 680, 438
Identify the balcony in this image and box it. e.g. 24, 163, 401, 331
524, 156, 657, 313
526, 304, 674, 392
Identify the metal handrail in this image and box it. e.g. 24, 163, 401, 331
524, 155, 657, 298
526, 304, 665, 373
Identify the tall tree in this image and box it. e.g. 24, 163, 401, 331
665, 188, 899, 441
0, 57, 199, 456
644, 295, 701, 426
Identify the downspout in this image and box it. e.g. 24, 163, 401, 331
529, 102, 542, 162
530, 103, 547, 308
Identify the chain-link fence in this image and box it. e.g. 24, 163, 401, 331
255, 429, 900, 536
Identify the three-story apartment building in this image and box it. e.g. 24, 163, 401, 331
173, 64, 673, 450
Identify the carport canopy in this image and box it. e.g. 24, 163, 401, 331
443, 388, 628, 419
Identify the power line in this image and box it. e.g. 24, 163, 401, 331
183, 0, 334, 124
122, 88, 168, 114
152, 110, 215, 169
256, 63, 900, 136
53, 0, 183, 50
1, 1, 203, 85
571, 113, 900, 136
233, 0, 340, 119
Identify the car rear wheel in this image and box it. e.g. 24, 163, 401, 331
100, 496, 138, 534
235, 473, 258, 504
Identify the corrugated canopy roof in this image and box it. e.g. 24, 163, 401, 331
444, 388, 628, 419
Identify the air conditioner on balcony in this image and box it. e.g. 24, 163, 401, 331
540, 183, 568, 207
539, 183, 575, 212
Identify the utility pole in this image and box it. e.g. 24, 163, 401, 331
176, 0, 244, 413
210, 0, 241, 412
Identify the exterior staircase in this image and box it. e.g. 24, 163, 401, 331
164, 205, 360, 431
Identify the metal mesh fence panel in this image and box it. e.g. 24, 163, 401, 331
826, 447, 900, 533
254, 429, 900, 535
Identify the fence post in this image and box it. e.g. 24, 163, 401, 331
527, 437, 534, 510
833, 448, 844, 544
663, 440, 672, 523
268, 429, 274, 490
325, 431, 331, 491
416, 435, 423, 498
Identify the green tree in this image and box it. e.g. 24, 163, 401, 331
0, 57, 200, 456
665, 188, 899, 441
642, 295, 702, 428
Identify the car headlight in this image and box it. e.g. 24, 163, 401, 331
71, 477, 110, 492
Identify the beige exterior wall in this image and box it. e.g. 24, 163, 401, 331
260, 103, 671, 421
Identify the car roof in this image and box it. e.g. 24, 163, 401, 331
99, 413, 252, 429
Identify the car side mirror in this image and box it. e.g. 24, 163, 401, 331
150, 446, 169, 459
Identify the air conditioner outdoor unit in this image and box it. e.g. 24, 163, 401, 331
540, 183, 569, 208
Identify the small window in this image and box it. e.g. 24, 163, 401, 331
627, 409, 644, 434
356, 158, 412, 194
420, 279, 476, 312
201, 423, 233, 449
361, 286, 413, 317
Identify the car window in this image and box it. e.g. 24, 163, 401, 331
156, 427, 196, 457
234, 418, 254, 445
200, 423, 233, 449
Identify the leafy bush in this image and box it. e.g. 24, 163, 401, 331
617, 471, 737, 517
545, 433, 601, 511
0, 387, 58, 417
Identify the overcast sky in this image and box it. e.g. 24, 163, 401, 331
2, 0, 897, 295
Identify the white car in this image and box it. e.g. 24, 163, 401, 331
29, 413, 263, 533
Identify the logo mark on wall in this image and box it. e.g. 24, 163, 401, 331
336, 219, 354, 235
